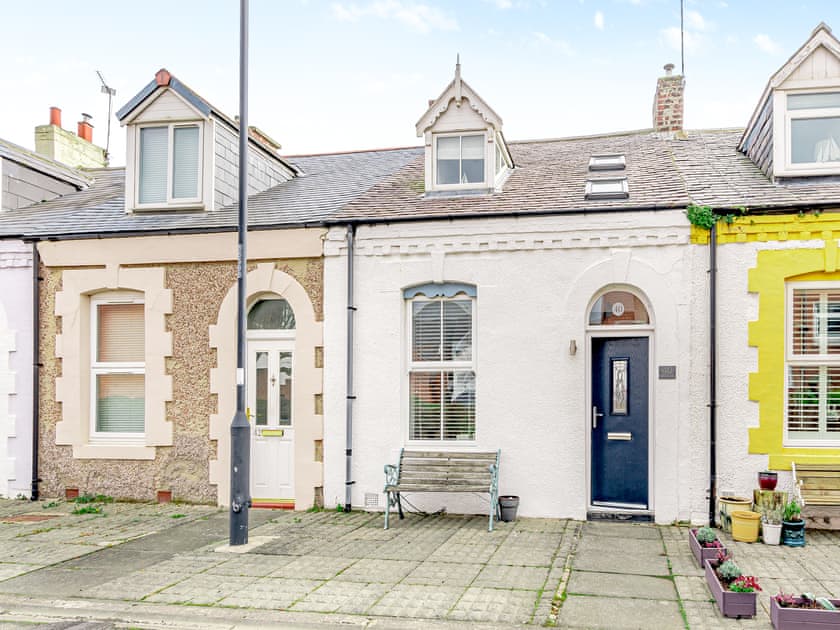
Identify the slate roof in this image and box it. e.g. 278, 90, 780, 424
0, 148, 422, 239
0, 138, 91, 190
334, 129, 840, 222
4, 127, 840, 240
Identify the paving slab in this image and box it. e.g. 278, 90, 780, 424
290, 580, 390, 614
369, 583, 464, 618
403, 560, 483, 587
582, 522, 662, 539
573, 547, 671, 576
558, 594, 684, 629
473, 564, 549, 590
567, 571, 678, 600
333, 558, 419, 583
447, 586, 538, 624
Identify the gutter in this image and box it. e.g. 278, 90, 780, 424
344, 224, 356, 512
708, 222, 717, 525
30, 242, 40, 500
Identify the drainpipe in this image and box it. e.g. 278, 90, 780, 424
344, 224, 356, 512
708, 222, 717, 526
30, 242, 40, 501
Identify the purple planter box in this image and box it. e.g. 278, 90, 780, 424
704, 559, 757, 619
770, 597, 840, 630
689, 528, 727, 568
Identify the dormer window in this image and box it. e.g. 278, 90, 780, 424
787, 92, 840, 165
436, 134, 484, 186
138, 123, 202, 204
416, 60, 514, 195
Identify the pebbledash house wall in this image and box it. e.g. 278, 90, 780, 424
36, 230, 324, 505
323, 211, 710, 524
690, 214, 840, 503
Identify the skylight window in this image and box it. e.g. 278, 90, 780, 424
585, 177, 629, 200
588, 154, 626, 171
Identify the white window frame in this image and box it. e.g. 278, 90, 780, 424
785, 281, 840, 447
89, 292, 145, 444
432, 132, 487, 190
776, 89, 840, 176
406, 293, 477, 445
134, 121, 204, 210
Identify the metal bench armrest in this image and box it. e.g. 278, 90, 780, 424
384, 463, 399, 489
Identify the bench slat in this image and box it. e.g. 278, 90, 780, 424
799, 479, 840, 490
401, 463, 492, 473
402, 452, 497, 461
388, 484, 490, 493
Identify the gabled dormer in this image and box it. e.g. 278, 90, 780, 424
740, 23, 840, 180
116, 69, 296, 213
415, 60, 513, 195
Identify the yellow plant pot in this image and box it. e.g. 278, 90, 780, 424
718, 496, 752, 532
731, 510, 761, 543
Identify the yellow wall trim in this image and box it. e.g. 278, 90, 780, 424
691, 212, 840, 245
747, 241, 840, 469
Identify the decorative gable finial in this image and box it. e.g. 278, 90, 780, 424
455, 54, 462, 107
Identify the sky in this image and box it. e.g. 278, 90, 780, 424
1, 1, 838, 166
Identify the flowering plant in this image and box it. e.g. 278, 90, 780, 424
729, 576, 761, 593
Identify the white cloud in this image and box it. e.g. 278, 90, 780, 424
685, 10, 706, 31
533, 31, 575, 56
662, 26, 702, 53
330, 1, 458, 33
594, 10, 604, 31
485, 0, 513, 8
753, 33, 781, 54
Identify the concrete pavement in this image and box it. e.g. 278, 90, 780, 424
0, 499, 836, 628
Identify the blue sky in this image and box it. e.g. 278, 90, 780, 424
1, 1, 838, 165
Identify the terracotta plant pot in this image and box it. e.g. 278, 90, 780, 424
688, 528, 726, 567
156, 490, 172, 504
704, 559, 758, 619
65, 487, 79, 500
770, 596, 840, 629
758, 471, 778, 490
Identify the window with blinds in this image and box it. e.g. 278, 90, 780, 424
409, 297, 475, 440
137, 123, 201, 206
436, 134, 485, 185
92, 298, 145, 435
787, 287, 840, 442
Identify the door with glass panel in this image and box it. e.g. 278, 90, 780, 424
246, 298, 296, 505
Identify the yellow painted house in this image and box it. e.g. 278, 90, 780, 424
690, 23, 840, 502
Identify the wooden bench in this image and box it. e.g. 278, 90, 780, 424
384, 449, 500, 531
793, 462, 840, 530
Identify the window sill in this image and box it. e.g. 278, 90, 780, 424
130, 202, 207, 213
405, 440, 478, 449
72, 443, 156, 460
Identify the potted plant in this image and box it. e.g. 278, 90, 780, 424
771, 592, 840, 629
688, 526, 725, 567
782, 498, 806, 547
704, 552, 761, 618
763, 508, 783, 545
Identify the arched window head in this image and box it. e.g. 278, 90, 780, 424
247, 299, 295, 330
589, 291, 649, 326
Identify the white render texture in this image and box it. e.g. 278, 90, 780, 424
324, 211, 707, 524
0, 240, 32, 498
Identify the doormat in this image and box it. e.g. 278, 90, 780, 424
587, 511, 653, 523
251, 500, 294, 510
2, 513, 62, 523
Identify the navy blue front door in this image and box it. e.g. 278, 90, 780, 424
591, 337, 649, 508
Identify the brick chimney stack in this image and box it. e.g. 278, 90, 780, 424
653, 63, 685, 133
35, 107, 107, 168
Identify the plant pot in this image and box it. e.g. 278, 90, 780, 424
758, 471, 778, 490
782, 519, 806, 547
718, 496, 752, 533
688, 528, 726, 567
731, 510, 761, 543
762, 522, 782, 545
499, 495, 519, 522
65, 487, 79, 500
770, 596, 840, 629
704, 559, 758, 619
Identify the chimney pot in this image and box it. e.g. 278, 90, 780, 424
49, 107, 62, 127
155, 68, 172, 87
664, 63, 675, 76
77, 115, 93, 143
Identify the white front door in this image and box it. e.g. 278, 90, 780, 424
248, 340, 295, 504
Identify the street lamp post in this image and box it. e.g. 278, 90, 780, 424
229, 0, 251, 546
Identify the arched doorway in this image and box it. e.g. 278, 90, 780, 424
587, 288, 653, 513
247, 297, 296, 506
